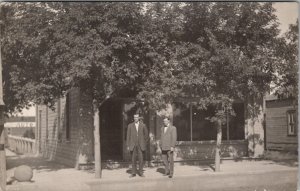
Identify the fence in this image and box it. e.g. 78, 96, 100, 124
7, 135, 36, 154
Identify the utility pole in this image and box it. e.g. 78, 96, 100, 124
0, 12, 6, 190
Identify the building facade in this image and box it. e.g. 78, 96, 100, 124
265, 95, 298, 153
36, 88, 265, 168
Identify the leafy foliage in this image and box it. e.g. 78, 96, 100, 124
274, 20, 298, 98
140, 2, 284, 118
1, 2, 296, 174
1, 2, 296, 117
1, 3, 170, 112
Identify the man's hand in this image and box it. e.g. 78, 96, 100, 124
127, 147, 130, 151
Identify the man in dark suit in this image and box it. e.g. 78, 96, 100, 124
126, 113, 148, 177
160, 116, 177, 178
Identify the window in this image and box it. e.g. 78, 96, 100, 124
222, 103, 245, 140
57, 99, 63, 141
65, 92, 71, 140
37, 109, 42, 153
172, 102, 191, 141
192, 105, 216, 141
38, 110, 42, 137
46, 107, 48, 140
172, 102, 245, 141
287, 110, 297, 136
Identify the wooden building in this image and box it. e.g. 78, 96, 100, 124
265, 95, 298, 153
35, 88, 265, 168
5, 116, 35, 138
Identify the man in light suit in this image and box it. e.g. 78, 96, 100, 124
160, 116, 177, 178
126, 113, 149, 178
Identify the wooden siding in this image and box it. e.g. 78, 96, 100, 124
265, 102, 298, 152
37, 88, 94, 167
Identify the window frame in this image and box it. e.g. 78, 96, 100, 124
65, 92, 71, 141
173, 102, 245, 141
287, 110, 297, 136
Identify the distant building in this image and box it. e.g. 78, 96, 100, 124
5, 116, 35, 138
265, 95, 298, 153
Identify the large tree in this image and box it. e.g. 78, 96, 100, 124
141, 2, 282, 171
183, 2, 282, 171
1, 2, 291, 176
275, 20, 298, 98
1, 3, 59, 113
1, 2, 176, 177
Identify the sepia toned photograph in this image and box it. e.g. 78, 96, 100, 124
0, 1, 298, 191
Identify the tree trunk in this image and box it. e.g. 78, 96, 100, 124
0, 35, 6, 191
215, 119, 222, 172
93, 101, 101, 178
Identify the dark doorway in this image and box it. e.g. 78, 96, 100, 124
99, 99, 123, 160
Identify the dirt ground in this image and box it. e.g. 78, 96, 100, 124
5, 149, 298, 191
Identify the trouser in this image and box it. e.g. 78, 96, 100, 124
162, 150, 174, 175
131, 145, 144, 175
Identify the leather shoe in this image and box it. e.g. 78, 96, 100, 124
168, 175, 173, 178
129, 174, 136, 178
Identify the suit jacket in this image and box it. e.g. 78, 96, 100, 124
126, 122, 149, 151
160, 125, 177, 151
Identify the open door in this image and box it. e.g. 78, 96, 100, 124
100, 99, 123, 160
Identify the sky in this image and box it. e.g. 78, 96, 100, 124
273, 2, 299, 35
13, 106, 36, 117
14, 2, 299, 117
19, 107, 36, 116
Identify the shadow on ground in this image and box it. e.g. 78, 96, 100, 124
231, 156, 298, 167
156, 167, 164, 174
6, 154, 69, 172
83, 161, 215, 175
265, 159, 298, 167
